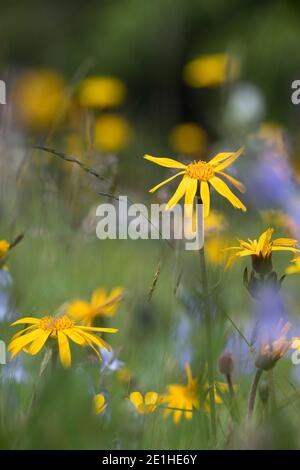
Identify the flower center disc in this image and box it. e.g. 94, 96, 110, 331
40, 315, 74, 332
186, 161, 214, 181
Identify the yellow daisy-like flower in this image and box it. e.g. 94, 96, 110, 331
286, 256, 300, 275
169, 123, 207, 156
94, 114, 132, 152
183, 53, 239, 88
67, 287, 124, 326
162, 364, 199, 424
0, 240, 10, 256
93, 393, 108, 415
144, 148, 246, 218
8, 315, 118, 368
14, 69, 66, 131
129, 391, 160, 414
78, 76, 126, 108
225, 227, 300, 271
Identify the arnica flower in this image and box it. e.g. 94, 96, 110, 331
255, 321, 291, 371
183, 53, 239, 88
13, 69, 66, 131
225, 227, 300, 272
0, 240, 10, 268
286, 256, 300, 275
144, 148, 246, 218
93, 393, 108, 415
169, 123, 207, 156
94, 114, 132, 153
67, 287, 124, 326
162, 364, 199, 423
78, 76, 126, 108
129, 392, 160, 414
8, 315, 118, 368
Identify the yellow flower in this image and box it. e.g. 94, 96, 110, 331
94, 114, 132, 152
169, 123, 207, 156
129, 391, 160, 414
117, 366, 133, 385
205, 235, 231, 266
14, 69, 66, 131
0, 240, 10, 260
162, 364, 199, 423
225, 227, 300, 271
93, 393, 108, 415
286, 256, 300, 275
67, 287, 124, 326
8, 315, 118, 368
144, 148, 246, 217
183, 53, 239, 88
203, 382, 230, 413
78, 76, 126, 108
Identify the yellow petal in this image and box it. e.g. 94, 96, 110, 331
200, 181, 210, 218
8, 329, 42, 358
166, 177, 190, 210
26, 330, 51, 355
149, 171, 186, 193
212, 147, 244, 170
210, 177, 246, 211
57, 331, 71, 368
209, 147, 244, 166
11, 317, 40, 326
129, 392, 143, 410
216, 170, 246, 193
145, 392, 159, 406
93, 394, 107, 415
75, 326, 118, 333
272, 238, 298, 247
144, 154, 186, 169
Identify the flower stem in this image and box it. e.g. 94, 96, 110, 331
199, 245, 217, 443
247, 368, 263, 420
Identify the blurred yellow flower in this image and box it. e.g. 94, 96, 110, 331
183, 53, 239, 88
169, 123, 207, 156
205, 210, 227, 235
78, 76, 126, 108
94, 114, 132, 152
116, 366, 133, 385
205, 235, 231, 266
286, 256, 300, 275
93, 393, 108, 415
162, 364, 199, 423
67, 287, 124, 326
14, 69, 66, 131
129, 391, 160, 414
256, 122, 285, 154
144, 148, 246, 217
8, 315, 118, 368
0, 240, 9, 258
203, 382, 230, 413
225, 227, 299, 270
0, 240, 10, 269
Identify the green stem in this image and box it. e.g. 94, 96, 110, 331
199, 246, 217, 443
247, 368, 263, 420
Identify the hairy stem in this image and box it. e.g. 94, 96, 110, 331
248, 368, 263, 420
199, 246, 217, 442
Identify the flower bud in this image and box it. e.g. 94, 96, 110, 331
218, 351, 234, 376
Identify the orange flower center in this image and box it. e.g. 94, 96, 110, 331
186, 161, 214, 181
39, 315, 74, 332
